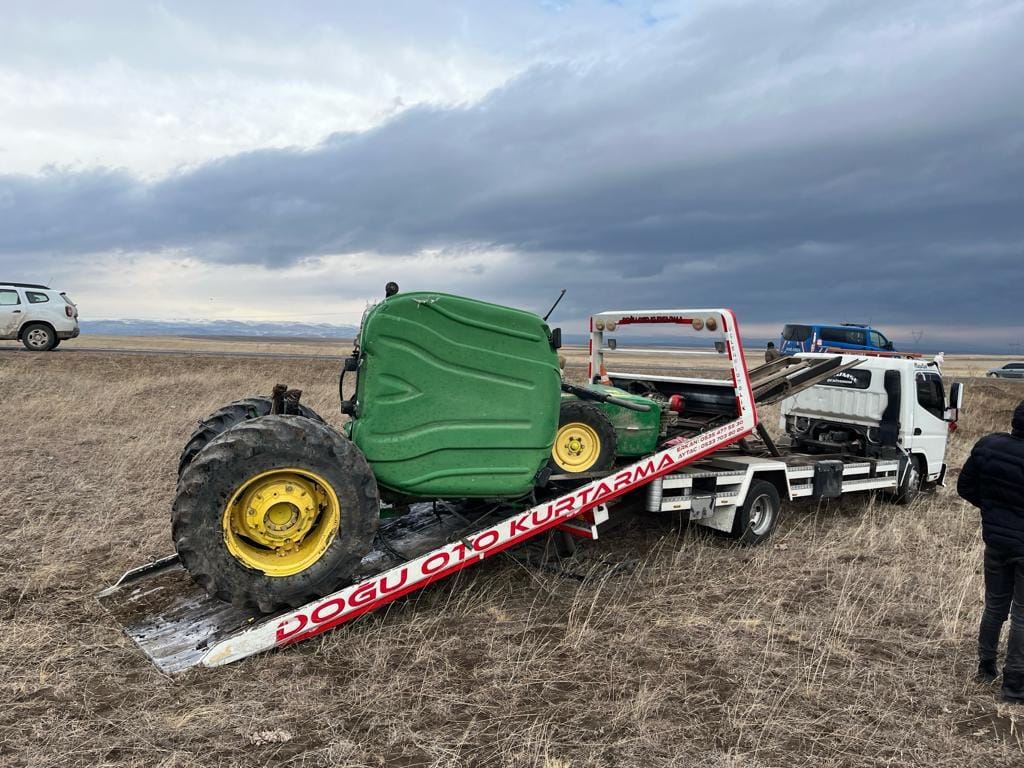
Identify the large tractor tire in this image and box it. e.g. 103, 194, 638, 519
549, 400, 617, 475
178, 397, 324, 477
173, 415, 379, 612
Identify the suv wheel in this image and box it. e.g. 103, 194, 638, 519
22, 323, 56, 351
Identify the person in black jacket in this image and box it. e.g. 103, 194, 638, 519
958, 400, 1024, 701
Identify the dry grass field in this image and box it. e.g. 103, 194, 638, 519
2, 340, 1024, 767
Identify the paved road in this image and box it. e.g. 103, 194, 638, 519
0, 346, 350, 361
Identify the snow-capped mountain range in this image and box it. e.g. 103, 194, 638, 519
81, 319, 360, 338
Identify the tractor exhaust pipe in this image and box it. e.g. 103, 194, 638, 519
271, 384, 287, 414
271, 384, 304, 415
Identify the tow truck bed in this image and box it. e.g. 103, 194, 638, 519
646, 449, 902, 534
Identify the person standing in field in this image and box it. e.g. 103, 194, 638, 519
764, 342, 781, 363
958, 400, 1024, 702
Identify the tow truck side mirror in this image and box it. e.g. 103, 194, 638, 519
949, 382, 964, 410
945, 381, 964, 423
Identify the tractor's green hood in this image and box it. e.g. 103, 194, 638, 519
348, 292, 562, 498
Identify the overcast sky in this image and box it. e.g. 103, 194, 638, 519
1, 1, 1022, 349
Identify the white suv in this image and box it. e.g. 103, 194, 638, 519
0, 283, 80, 351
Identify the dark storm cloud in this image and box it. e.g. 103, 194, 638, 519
1, 0, 1022, 332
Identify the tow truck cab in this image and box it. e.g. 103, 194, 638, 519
780, 354, 963, 483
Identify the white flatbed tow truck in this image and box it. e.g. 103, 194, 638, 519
99, 309, 962, 672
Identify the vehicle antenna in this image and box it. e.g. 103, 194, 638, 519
542, 289, 567, 322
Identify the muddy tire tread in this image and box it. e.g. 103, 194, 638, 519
177, 397, 324, 477
172, 415, 378, 612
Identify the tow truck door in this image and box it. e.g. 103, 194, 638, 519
906, 370, 948, 479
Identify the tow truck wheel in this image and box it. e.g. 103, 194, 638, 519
178, 396, 325, 477
731, 479, 781, 546
894, 455, 924, 505
173, 415, 379, 612
549, 400, 617, 474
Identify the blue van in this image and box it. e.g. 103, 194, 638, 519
780, 323, 894, 355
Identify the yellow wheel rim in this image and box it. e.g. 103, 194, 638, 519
552, 422, 601, 472
222, 468, 340, 577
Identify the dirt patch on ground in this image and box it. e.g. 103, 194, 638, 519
1, 350, 1023, 766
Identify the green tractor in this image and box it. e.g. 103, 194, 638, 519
173, 289, 663, 612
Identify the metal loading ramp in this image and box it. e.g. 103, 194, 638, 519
747, 355, 862, 406
98, 504, 513, 673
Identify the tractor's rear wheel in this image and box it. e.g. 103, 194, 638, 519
178, 397, 325, 477
173, 415, 379, 612
549, 400, 617, 474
